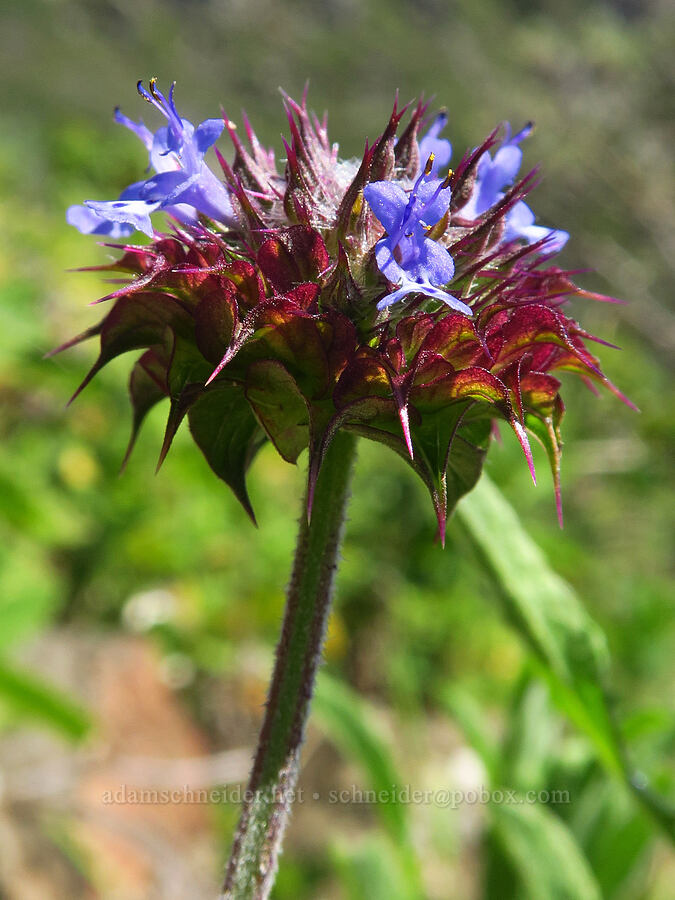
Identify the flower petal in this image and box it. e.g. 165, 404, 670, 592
505, 201, 569, 252
363, 181, 407, 234
489, 144, 523, 186
194, 118, 225, 154
84, 197, 158, 238
418, 112, 452, 175
114, 108, 154, 152
415, 181, 452, 228
66, 204, 134, 238
404, 237, 455, 285
377, 278, 472, 315
374, 238, 405, 284
165, 166, 235, 224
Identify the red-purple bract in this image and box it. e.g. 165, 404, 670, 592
60, 86, 630, 542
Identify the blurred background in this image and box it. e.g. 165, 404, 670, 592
0, 0, 673, 897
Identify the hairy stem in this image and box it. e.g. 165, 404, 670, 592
222, 432, 357, 899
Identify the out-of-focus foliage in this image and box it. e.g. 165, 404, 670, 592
0, 0, 673, 897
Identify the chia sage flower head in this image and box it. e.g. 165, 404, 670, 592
60, 81, 630, 541
66, 79, 235, 237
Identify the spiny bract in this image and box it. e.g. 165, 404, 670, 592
61, 80, 630, 542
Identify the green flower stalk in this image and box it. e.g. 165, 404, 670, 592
60, 80, 630, 898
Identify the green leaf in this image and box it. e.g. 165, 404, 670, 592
68, 292, 193, 402
245, 360, 310, 463
166, 333, 212, 400
571, 774, 653, 898
332, 836, 412, 900
457, 475, 675, 840
489, 801, 603, 900
0, 658, 91, 741
123, 348, 170, 468
500, 678, 560, 794
188, 383, 266, 521
314, 673, 422, 898
438, 684, 500, 782
241, 308, 331, 400
155, 332, 215, 468
458, 476, 615, 761
445, 418, 492, 516
0, 534, 60, 650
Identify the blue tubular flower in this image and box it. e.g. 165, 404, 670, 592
503, 201, 569, 252
417, 111, 452, 176
67, 80, 235, 238
364, 160, 472, 314
462, 122, 569, 251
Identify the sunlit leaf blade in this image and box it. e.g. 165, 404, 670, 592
0, 659, 91, 741
442, 676, 644, 899
500, 678, 559, 794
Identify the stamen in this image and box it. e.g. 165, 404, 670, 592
137, 79, 164, 116
428, 170, 453, 204
137, 77, 184, 147
424, 152, 435, 176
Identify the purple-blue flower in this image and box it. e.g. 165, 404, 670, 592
66, 80, 235, 239
462, 122, 569, 252
418, 111, 452, 177
364, 162, 472, 314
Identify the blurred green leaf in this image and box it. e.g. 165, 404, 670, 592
439, 684, 500, 782
570, 774, 653, 898
457, 474, 675, 840
314, 672, 422, 899
0, 532, 60, 649
0, 658, 91, 741
501, 678, 560, 794
445, 673, 651, 899
332, 835, 411, 900
489, 801, 603, 900
458, 476, 617, 763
